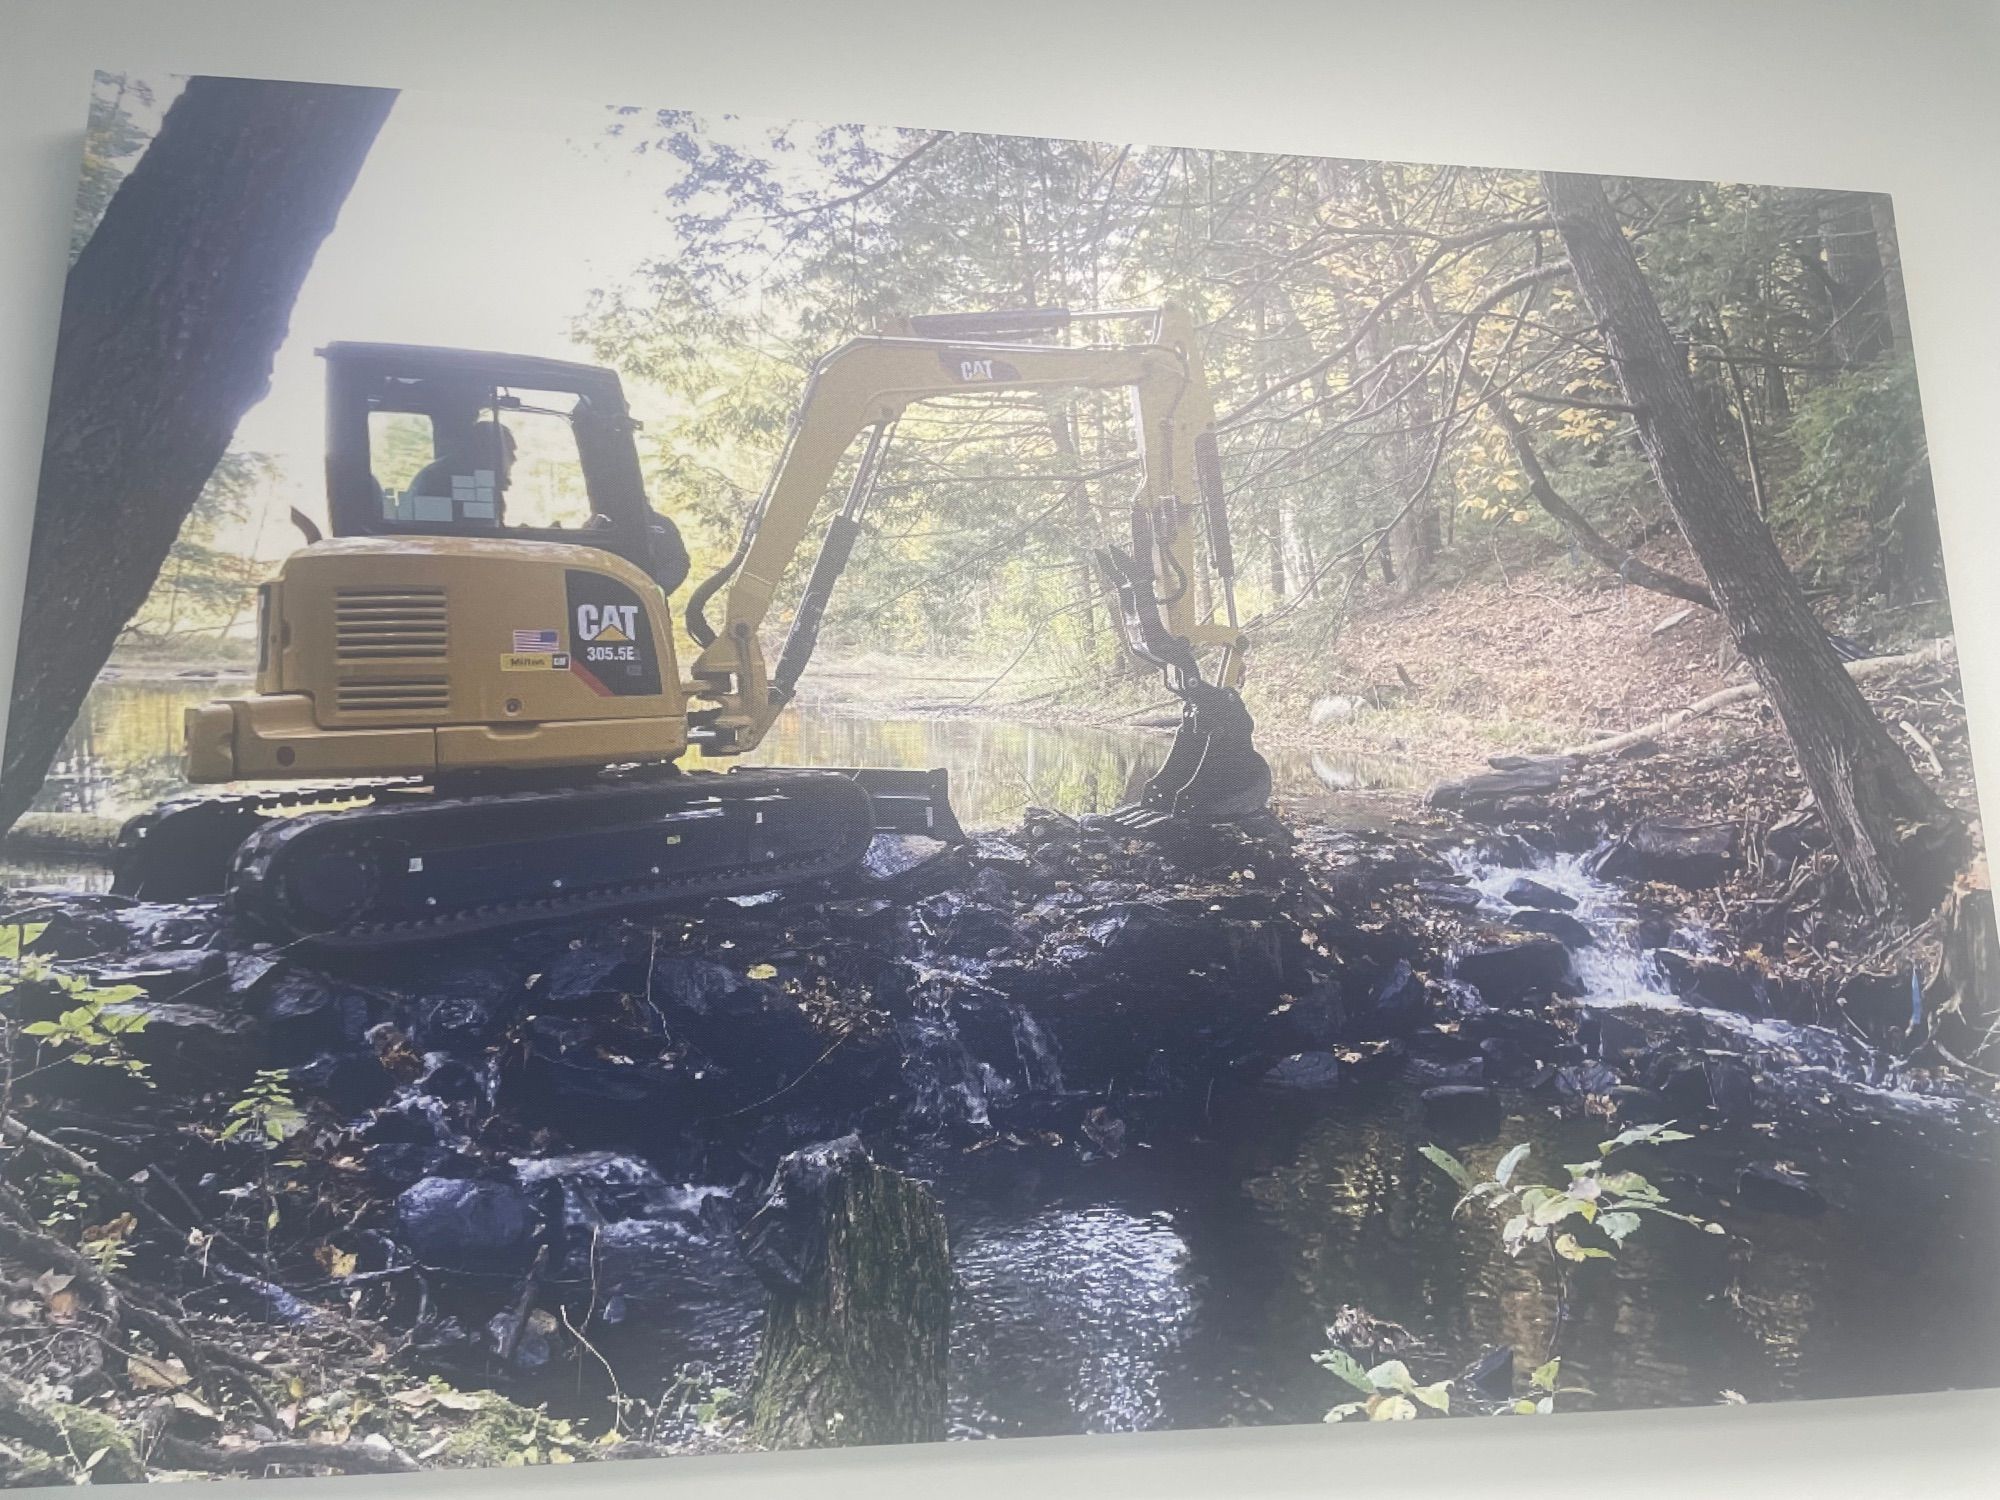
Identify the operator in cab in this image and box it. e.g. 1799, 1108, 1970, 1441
405, 419, 516, 523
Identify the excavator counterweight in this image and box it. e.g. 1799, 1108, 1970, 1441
112, 307, 1268, 945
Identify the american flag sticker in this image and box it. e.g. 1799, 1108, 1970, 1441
512, 628, 559, 651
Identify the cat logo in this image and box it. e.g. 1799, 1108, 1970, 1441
940, 350, 1019, 384
574, 602, 639, 643
563, 570, 661, 698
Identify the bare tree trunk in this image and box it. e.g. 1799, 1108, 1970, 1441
1543, 171, 1956, 914
1044, 405, 1102, 655
1818, 189, 1893, 366
1, 78, 395, 834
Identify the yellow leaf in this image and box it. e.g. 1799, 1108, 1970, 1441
128, 1354, 192, 1391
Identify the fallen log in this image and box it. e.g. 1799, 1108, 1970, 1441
743, 1136, 950, 1449
1558, 639, 1956, 762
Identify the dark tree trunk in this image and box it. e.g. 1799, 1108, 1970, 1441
744, 1137, 950, 1449
1819, 190, 1893, 366
1, 78, 395, 834
1542, 172, 1956, 914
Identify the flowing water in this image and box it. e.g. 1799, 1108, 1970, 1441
7, 678, 1999, 1435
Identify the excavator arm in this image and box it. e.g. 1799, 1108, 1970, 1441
682, 303, 1270, 828
681, 306, 1260, 816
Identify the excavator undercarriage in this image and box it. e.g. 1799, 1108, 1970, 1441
112, 306, 1270, 946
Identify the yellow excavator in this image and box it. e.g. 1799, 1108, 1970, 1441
111, 305, 1270, 946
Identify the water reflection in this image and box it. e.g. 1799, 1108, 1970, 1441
951, 1205, 1195, 1436
18, 676, 1408, 835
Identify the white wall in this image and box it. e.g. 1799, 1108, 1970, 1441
1, 2, 1997, 1495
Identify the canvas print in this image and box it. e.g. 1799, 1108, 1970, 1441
0, 69, 1994, 1480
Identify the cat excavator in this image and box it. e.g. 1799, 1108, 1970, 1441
111, 304, 1271, 946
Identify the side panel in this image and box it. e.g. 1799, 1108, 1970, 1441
232, 536, 688, 775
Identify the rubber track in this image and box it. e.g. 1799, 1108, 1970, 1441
226, 768, 876, 949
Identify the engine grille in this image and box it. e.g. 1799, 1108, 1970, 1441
334, 587, 448, 661
335, 677, 451, 714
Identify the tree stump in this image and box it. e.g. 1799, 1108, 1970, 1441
742, 1136, 950, 1449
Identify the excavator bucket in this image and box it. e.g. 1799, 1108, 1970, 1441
1092, 679, 1273, 835
1088, 534, 1274, 836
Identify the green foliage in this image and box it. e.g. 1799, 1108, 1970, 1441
577, 122, 1930, 673
4, 932, 151, 1078
72, 72, 158, 260
1315, 1124, 1724, 1423
1424, 1123, 1720, 1266
223, 1068, 305, 1146
125, 449, 280, 642
1780, 356, 1929, 588
1317, 1350, 1453, 1423
221, 1069, 305, 1238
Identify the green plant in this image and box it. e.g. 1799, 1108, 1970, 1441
1314, 1348, 1452, 1423
3, 923, 151, 1080
221, 1069, 306, 1242
1421, 1123, 1726, 1373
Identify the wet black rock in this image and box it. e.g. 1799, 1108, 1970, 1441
261, 971, 380, 1060
1576, 1007, 1650, 1062
1415, 878, 1485, 913
1704, 1053, 1756, 1122
857, 834, 970, 896
1452, 938, 1579, 1006
20, 906, 130, 959
739, 1134, 865, 1293
1425, 760, 1565, 816
1267, 977, 1346, 1051
540, 941, 646, 1010
364, 1142, 468, 1189
1459, 1008, 1565, 1051
1477, 1036, 1546, 1086
1507, 908, 1596, 948
1340, 1037, 1407, 1084
1409, 1054, 1485, 1086
108, 902, 220, 951
1605, 1084, 1670, 1124
1081, 1104, 1128, 1155
1733, 1161, 1826, 1215
290, 1050, 395, 1116
1357, 959, 1431, 1035
88, 946, 228, 1004
1261, 1052, 1343, 1090
95, 997, 256, 1095
500, 1015, 695, 1139
1420, 1084, 1503, 1135
1459, 1345, 1515, 1402
1591, 818, 1736, 889
396, 1176, 537, 1270
413, 1054, 485, 1107
917, 893, 1018, 957
1555, 1060, 1622, 1104
1651, 950, 1768, 1018
1462, 832, 1544, 867
1504, 878, 1578, 913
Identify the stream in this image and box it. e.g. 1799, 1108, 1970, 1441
2, 676, 1414, 890
7, 678, 2000, 1436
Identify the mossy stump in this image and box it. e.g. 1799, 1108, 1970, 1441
743, 1135, 950, 1449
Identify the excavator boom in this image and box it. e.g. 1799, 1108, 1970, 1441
679, 304, 1270, 824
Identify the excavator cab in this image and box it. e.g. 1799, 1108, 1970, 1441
320, 343, 689, 596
